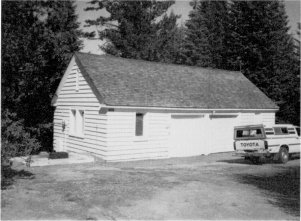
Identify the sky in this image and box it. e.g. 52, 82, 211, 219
76, 0, 301, 55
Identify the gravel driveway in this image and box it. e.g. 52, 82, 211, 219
1, 152, 300, 220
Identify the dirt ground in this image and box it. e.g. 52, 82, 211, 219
1, 153, 300, 220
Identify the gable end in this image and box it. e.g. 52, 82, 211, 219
51, 55, 104, 107
74, 54, 104, 104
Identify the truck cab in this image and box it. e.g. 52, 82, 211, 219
234, 124, 300, 164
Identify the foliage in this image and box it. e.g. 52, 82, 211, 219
182, 1, 211, 67
226, 0, 299, 125
1, 109, 40, 162
183, 0, 229, 68
2, 0, 82, 152
85, 0, 183, 62
183, 0, 299, 124
294, 22, 300, 60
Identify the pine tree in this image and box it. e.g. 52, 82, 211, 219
294, 22, 300, 60
183, 1, 212, 67
183, 0, 229, 68
85, 0, 177, 61
2, 0, 82, 150
226, 0, 299, 124
203, 0, 229, 69
151, 11, 183, 63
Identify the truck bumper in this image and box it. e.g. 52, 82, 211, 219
234, 149, 272, 157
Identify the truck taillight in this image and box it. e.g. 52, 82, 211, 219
233, 142, 236, 150
264, 141, 268, 149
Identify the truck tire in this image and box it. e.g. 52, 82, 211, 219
278, 147, 289, 164
250, 156, 260, 164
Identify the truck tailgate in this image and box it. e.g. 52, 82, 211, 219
235, 140, 265, 151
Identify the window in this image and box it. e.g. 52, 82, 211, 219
70, 109, 84, 136
288, 128, 296, 134
236, 128, 264, 138
264, 128, 275, 135
77, 110, 84, 135
274, 127, 288, 135
135, 113, 144, 136
70, 110, 76, 134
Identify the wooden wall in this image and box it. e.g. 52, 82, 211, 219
105, 112, 169, 161
53, 62, 107, 158
239, 112, 275, 126
53, 60, 276, 161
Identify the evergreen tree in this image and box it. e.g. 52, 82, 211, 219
183, 0, 212, 67
2, 0, 82, 151
151, 11, 184, 63
85, 0, 178, 61
226, 0, 299, 124
183, 0, 229, 68
202, 0, 229, 69
171, 24, 187, 64
293, 22, 300, 60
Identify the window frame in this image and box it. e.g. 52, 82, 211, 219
273, 127, 289, 135
135, 113, 144, 137
235, 128, 265, 139
295, 127, 300, 136
69, 108, 85, 137
70, 109, 76, 135
134, 112, 148, 141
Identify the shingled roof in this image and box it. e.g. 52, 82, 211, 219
74, 52, 277, 110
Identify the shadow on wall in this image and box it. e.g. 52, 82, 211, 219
1, 165, 35, 190
234, 166, 300, 217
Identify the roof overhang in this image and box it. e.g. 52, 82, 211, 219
100, 104, 278, 113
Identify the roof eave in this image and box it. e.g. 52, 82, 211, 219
101, 104, 279, 112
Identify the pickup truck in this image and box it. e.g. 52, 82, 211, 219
234, 124, 300, 164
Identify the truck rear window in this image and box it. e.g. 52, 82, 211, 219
236, 128, 264, 138
274, 127, 288, 135
264, 128, 274, 135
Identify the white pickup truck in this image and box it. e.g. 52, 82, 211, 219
234, 124, 300, 164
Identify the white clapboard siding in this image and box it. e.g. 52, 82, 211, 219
53, 62, 107, 156
239, 113, 256, 125
239, 112, 275, 126
262, 112, 275, 125
104, 111, 169, 161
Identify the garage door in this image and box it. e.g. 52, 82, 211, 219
170, 115, 208, 157
208, 115, 238, 153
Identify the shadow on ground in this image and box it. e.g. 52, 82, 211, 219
234, 166, 300, 217
1, 165, 34, 190
217, 157, 256, 165
218, 155, 300, 165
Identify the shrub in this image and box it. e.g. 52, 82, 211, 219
29, 122, 53, 152
1, 109, 41, 163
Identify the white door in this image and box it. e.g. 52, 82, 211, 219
170, 115, 208, 157
208, 115, 238, 153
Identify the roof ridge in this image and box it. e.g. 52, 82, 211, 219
75, 51, 242, 74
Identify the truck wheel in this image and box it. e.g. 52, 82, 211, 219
278, 147, 289, 164
244, 156, 250, 160
250, 157, 260, 164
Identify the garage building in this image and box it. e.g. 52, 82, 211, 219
51, 52, 278, 161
